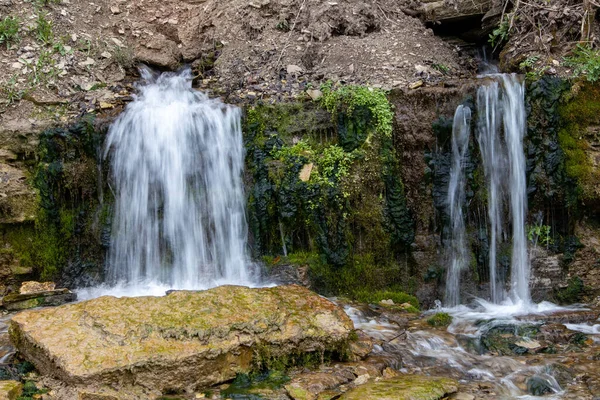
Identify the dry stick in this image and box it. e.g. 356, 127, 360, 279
275, 0, 308, 68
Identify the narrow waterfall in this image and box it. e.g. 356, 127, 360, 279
445, 105, 472, 307
104, 68, 254, 291
476, 81, 505, 303
447, 73, 530, 306
500, 74, 529, 303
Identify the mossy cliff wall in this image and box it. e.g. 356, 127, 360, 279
0, 78, 598, 305
244, 83, 476, 306
0, 116, 109, 292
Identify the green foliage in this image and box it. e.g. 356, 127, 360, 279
35, 11, 53, 45
320, 82, 394, 137
4, 115, 107, 281
489, 16, 510, 48
353, 289, 419, 309
0, 74, 25, 104
519, 55, 549, 81
432, 63, 450, 75
564, 45, 600, 82
0, 16, 20, 49
527, 223, 552, 247
555, 276, 584, 304
17, 381, 48, 400
427, 312, 452, 327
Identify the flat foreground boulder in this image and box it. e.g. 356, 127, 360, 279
340, 375, 458, 400
9, 285, 353, 394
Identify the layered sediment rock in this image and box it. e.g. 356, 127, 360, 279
9, 285, 353, 396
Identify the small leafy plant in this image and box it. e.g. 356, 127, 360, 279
564, 44, 600, 82
528, 223, 552, 248
0, 16, 20, 49
35, 11, 54, 45
489, 16, 510, 49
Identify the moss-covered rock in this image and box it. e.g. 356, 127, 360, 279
339, 375, 458, 400
0, 380, 22, 400
9, 285, 353, 397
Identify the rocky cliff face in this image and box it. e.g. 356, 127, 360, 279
0, 0, 598, 304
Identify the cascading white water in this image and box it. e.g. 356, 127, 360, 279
103, 68, 255, 293
476, 74, 530, 304
446, 73, 531, 307
445, 105, 472, 307
476, 81, 505, 304
500, 74, 530, 304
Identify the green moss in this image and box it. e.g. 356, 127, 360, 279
222, 371, 290, 399
554, 276, 585, 304
2, 114, 108, 281
557, 82, 600, 201
353, 289, 419, 309
320, 82, 394, 137
426, 312, 452, 327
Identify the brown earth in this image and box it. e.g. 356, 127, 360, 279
0, 0, 475, 123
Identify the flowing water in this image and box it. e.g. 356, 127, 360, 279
447, 73, 531, 307
344, 304, 600, 399
96, 68, 256, 297
445, 105, 472, 307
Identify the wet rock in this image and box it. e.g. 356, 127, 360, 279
339, 375, 458, 400
9, 285, 353, 395
19, 281, 56, 294
539, 323, 576, 344
517, 310, 600, 324
0, 380, 22, 400
526, 375, 555, 396
2, 289, 76, 311
285, 370, 354, 400
347, 330, 374, 361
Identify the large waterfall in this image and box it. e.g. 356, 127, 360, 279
446, 73, 530, 306
103, 68, 255, 293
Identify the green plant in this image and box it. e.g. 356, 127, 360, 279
1, 74, 24, 103
432, 63, 450, 75
0, 16, 20, 49
35, 11, 53, 45
489, 16, 510, 48
527, 223, 552, 247
319, 82, 394, 137
564, 44, 600, 82
427, 312, 453, 327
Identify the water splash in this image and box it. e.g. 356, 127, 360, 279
445, 105, 472, 306
102, 68, 256, 296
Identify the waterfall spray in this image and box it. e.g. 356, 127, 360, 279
104, 68, 255, 292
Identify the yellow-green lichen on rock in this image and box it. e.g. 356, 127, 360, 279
0, 380, 22, 400
339, 375, 458, 400
9, 285, 353, 397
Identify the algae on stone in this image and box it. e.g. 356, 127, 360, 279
339, 375, 458, 400
9, 285, 353, 396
